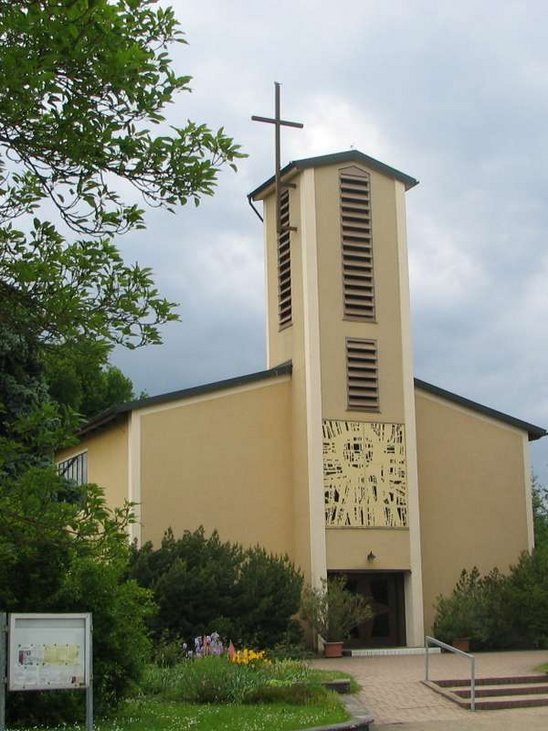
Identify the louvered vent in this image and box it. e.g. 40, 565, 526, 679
278, 189, 292, 327
340, 169, 375, 320
346, 338, 379, 410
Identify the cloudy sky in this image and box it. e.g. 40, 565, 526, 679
112, 0, 548, 481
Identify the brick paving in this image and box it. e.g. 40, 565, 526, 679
311, 650, 548, 729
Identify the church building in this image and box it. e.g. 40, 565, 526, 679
57, 149, 546, 648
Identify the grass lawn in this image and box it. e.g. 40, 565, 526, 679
7, 694, 350, 731
307, 668, 361, 694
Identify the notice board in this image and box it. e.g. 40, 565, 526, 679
8, 613, 91, 691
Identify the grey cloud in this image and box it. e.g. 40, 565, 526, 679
111, 0, 548, 480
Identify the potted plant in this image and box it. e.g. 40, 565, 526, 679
300, 576, 373, 657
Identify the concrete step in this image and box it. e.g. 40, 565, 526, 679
454, 683, 548, 698
424, 675, 548, 711
435, 674, 548, 687
470, 694, 548, 711
344, 646, 441, 657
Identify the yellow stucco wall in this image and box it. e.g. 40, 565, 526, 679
57, 418, 129, 510
415, 387, 531, 632
326, 528, 410, 570
139, 379, 295, 557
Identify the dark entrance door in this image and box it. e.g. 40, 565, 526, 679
331, 571, 406, 648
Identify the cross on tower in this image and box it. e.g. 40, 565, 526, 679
252, 82, 303, 236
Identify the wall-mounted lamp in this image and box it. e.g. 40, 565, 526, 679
367, 551, 376, 562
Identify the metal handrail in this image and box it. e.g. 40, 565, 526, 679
424, 635, 476, 711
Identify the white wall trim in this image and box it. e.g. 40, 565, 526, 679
523, 433, 534, 552
55, 447, 88, 464
300, 167, 327, 586
128, 411, 142, 546
263, 198, 271, 368
395, 181, 424, 646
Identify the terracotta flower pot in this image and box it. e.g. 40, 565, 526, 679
323, 641, 344, 658
452, 637, 470, 652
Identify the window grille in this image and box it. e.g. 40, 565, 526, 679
340, 169, 375, 320
57, 452, 88, 485
346, 338, 379, 410
278, 189, 292, 327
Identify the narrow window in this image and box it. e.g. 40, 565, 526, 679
340, 169, 375, 320
57, 452, 88, 486
346, 338, 379, 410
278, 189, 292, 327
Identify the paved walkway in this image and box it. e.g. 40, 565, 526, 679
311, 650, 548, 730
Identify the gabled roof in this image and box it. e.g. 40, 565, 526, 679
249, 149, 419, 201
78, 361, 293, 437
415, 378, 546, 442
76, 360, 545, 443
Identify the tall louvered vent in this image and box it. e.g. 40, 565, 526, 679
346, 338, 379, 410
340, 170, 375, 320
278, 189, 292, 327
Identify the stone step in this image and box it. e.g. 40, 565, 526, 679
471, 694, 548, 711
345, 646, 441, 657
435, 674, 548, 688
453, 683, 548, 698
424, 675, 548, 711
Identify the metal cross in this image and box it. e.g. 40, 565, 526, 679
252, 82, 303, 236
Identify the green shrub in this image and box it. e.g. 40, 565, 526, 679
152, 632, 188, 667
128, 527, 303, 649
266, 659, 313, 684
139, 656, 265, 704
502, 548, 548, 648
433, 554, 548, 651
139, 656, 337, 707
2, 479, 153, 725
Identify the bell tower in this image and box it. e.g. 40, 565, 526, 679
250, 147, 425, 646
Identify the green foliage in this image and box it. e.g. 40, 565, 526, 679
128, 527, 303, 649
533, 475, 548, 549
501, 547, 548, 648
1, 471, 153, 723
139, 656, 333, 706
44, 339, 137, 419
151, 632, 189, 668
300, 576, 373, 643
433, 567, 507, 649
2, 696, 350, 731
111, 697, 349, 731
0, 339, 152, 723
433, 552, 548, 651
0, 2, 244, 725
0, 0, 243, 349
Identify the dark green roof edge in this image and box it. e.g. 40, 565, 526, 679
78, 361, 293, 437
415, 378, 547, 441
78, 361, 545, 443
249, 149, 419, 200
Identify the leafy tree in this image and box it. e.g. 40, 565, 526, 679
0, 0, 243, 349
44, 339, 139, 419
128, 527, 304, 649
433, 552, 548, 651
1, 468, 153, 723
533, 475, 548, 549
0, 1, 242, 721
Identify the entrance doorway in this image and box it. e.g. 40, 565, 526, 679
330, 571, 407, 648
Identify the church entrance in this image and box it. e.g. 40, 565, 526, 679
329, 571, 407, 648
